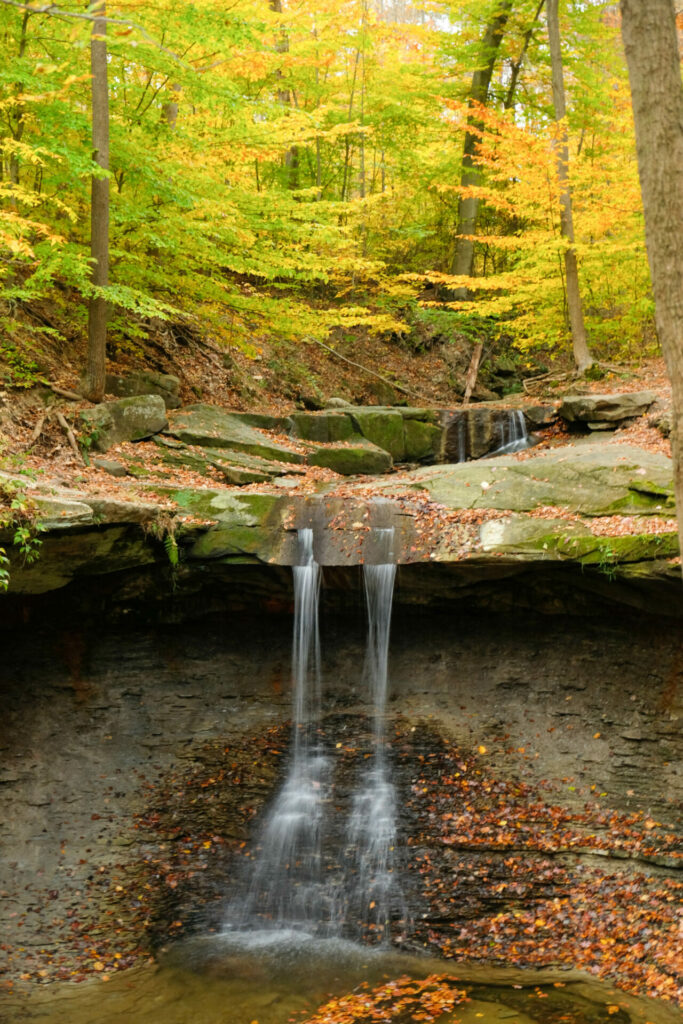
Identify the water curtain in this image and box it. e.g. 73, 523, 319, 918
347, 526, 404, 942
237, 529, 331, 931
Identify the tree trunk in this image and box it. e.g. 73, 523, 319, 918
82, 0, 109, 402
451, 0, 512, 296
546, 0, 592, 373
620, 0, 683, 571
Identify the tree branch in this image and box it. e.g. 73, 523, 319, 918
0, 0, 190, 64
303, 336, 430, 403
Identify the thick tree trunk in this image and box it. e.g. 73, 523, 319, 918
451, 0, 512, 297
82, 0, 109, 402
620, 0, 683, 571
546, 0, 592, 373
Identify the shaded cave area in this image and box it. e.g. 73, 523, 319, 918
0, 563, 681, 1007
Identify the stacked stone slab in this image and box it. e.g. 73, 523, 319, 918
558, 390, 658, 430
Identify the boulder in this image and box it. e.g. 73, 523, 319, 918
308, 440, 393, 475
403, 419, 443, 462
559, 391, 658, 426
348, 408, 406, 460
92, 458, 129, 478
395, 443, 674, 516
105, 370, 182, 409
524, 404, 557, 427
163, 404, 304, 464
288, 412, 356, 443
80, 395, 168, 452
326, 397, 353, 409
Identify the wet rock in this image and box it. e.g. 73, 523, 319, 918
441, 408, 527, 461
559, 390, 657, 426
80, 395, 168, 452
105, 370, 182, 410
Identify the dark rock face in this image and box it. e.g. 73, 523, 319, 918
0, 603, 680, 981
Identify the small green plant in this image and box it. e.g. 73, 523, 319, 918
0, 546, 9, 592
0, 475, 44, 588
77, 422, 102, 464
596, 543, 618, 581
0, 341, 44, 389
164, 533, 179, 567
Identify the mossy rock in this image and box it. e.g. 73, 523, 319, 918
400, 444, 674, 516
105, 370, 181, 410
404, 420, 443, 462
349, 409, 405, 460
308, 441, 393, 476
288, 412, 355, 443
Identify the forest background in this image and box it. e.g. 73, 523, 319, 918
0, 0, 679, 405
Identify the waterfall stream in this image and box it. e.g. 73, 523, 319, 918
227, 524, 403, 943
490, 409, 529, 455
347, 527, 404, 941
232, 529, 333, 934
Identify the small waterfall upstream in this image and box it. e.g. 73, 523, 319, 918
226, 523, 404, 945
490, 409, 529, 455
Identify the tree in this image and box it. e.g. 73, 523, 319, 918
82, 0, 109, 402
620, 0, 683, 566
451, 0, 513, 295
546, 0, 592, 372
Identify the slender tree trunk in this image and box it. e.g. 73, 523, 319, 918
270, 0, 299, 190
8, 11, 30, 203
620, 0, 683, 570
82, 0, 109, 402
547, 0, 592, 372
451, 0, 512, 295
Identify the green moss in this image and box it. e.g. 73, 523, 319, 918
403, 420, 443, 462
288, 412, 355, 443
188, 524, 274, 560
349, 410, 405, 460
523, 530, 679, 566
308, 443, 392, 476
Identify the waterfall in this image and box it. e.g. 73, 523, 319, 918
346, 527, 405, 942
232, 529, 333, 934
227, 524, 405, 945
491, 409, 529, 455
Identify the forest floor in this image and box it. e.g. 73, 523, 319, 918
0, 305, 674, 500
